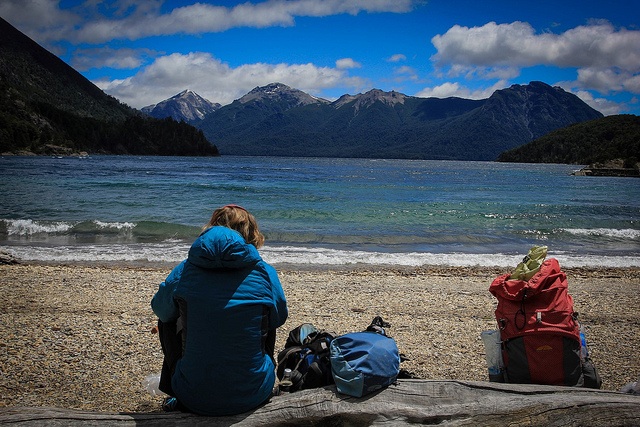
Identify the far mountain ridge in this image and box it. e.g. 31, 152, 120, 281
334, 89, 408, 111
480, 81, 603, 141
194, 81, 603, 160
142, 89, 221, 122
239, 82, 330, 107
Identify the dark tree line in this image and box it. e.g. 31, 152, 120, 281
0, 86, 219, 156
497, 114, 640, 166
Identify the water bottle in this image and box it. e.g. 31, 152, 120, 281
143, 372, 165, 397
579, 323, 589, 361
279, 368, 293, 393
480, 330, 504, 382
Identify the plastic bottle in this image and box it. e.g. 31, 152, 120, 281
480, 330, 504, 382
143, 372, 165, 397
279, 368, 293, 393
579, 323, 589, 361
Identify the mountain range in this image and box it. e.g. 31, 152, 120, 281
0, 14, 606, 161
164, 82, 603, 161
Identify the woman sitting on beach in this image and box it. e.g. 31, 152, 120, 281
151, 204, 288, 416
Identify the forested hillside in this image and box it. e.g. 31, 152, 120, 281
0, 17, 218, 157
497, 114, 640, 166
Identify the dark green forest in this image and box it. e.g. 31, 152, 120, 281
0, 79, 218, 157
497, 114, 640, 166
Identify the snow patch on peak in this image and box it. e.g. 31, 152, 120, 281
333, 89, 407, 110
174, 89, 193, 97
239, 82, 328, 107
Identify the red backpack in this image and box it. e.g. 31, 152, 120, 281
489, 258, 584, 386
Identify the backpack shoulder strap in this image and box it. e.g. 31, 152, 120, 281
285, 323, 319, 347
305, 331, 334, 354
277, 345, 305, 378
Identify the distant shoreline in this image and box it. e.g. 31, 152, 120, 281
572, 158, 640, 177
5, 151, 637, 178
572, 166, 640, 177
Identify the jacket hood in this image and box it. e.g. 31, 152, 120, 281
188, 226, 262, 270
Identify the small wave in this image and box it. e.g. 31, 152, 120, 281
1, 219, 199, 243
1, 244, 638, 268
0, 243, 190, 264
94, 221, 136, 230
260, 246, 640, 268
261, 246, 521, 267
1, 219, 137, 236
563, 228, 640, 240
2, 219, 74, 236
519, 228, 640, 241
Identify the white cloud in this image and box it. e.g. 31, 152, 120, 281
415, 80, 507, 100
0, 0, 79, 43
432, 21, 545, 68
5, 0, 416, 44
573, 90, 622, 116
577, 68, 640, 94
387, 54, 406, 62
393, 66, 419, 82
432, 21, 640, 70
94, 52, 361, 108
336, 58, 361, 69
280, 0, 415, 16
0, 0, 65, 25
71, 47, 158, 71
431, 21, 640, 95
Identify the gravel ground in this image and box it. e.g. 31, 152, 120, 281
0, 263, 638, 413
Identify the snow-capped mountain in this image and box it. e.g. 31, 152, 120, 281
142, 90, 221, 122
238, 82, 330, 108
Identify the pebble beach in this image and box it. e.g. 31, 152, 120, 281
1, 262, 638, 413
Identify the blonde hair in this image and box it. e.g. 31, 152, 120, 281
203, 204, 265, 248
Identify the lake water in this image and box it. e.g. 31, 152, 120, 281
1, 155, 638, 268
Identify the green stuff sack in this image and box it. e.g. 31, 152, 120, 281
509, 245, 548, 281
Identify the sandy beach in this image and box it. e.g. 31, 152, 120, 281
0, 262, 638, 413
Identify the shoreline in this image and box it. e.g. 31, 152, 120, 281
2, 247, 640, 271
7, 256, 640, 276
1, 262, 638, 413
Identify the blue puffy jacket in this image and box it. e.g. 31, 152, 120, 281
151, 226, 288, 415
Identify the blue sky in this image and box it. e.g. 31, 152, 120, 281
2, 0, 639, 115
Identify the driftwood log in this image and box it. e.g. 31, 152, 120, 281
1, 380, 639, 426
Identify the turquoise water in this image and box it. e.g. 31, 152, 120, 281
1, 155, 638, 267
